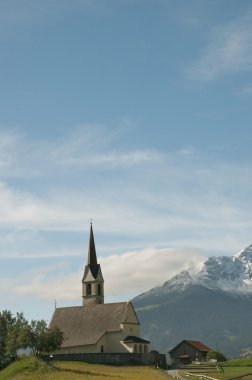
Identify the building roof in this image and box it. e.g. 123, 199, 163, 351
185, 340, 212, 352
49, 302, 131, 348
87, 223, 99, 278
169, 340, 212, 354
123, 336, 150, 344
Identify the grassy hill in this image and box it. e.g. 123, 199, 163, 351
0, 357, 169, 380
2, 357, 252, 380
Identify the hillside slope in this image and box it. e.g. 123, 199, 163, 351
0, 357, 168, 380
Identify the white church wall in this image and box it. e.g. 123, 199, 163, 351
121, 322, 140, 337
104, 331, 130, 353
121, 303, 140, 337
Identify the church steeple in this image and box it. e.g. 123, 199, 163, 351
88, 223, 98, 277
82, 223, 104, 306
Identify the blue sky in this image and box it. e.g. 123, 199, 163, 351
1, 0, 252, 321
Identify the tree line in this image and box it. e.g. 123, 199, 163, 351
0, 310, 63, 369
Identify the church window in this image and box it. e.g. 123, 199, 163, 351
134, 344, 138, 353
144, 345, 147, 353
86, 283, 91, 295
139, 345, 142, 353
101, 345, 104, 353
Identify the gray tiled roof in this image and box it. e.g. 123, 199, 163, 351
49, 302, 129, 347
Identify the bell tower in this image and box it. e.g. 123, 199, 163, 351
82, 223, 104, 306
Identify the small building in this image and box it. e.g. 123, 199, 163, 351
169, 340, 212, 367
49, 223, 150, 355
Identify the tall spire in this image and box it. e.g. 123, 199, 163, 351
82, 222, 104, 306
88, 223, 98, 276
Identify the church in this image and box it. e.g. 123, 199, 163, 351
49, 224, 150, 354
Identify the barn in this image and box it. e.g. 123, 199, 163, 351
169, 340, 212, 367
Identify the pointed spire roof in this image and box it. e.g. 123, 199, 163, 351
87, 223, 98, 277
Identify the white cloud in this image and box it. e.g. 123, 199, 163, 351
52, 149, 163, 167
0, 182, 60, 229
6, 247, 205, 302
0, 180, 248, 255
47, 124, 163, 168
186, 14, 252, 81
0, 125, 163, 178
0, 150, 252, 256
14, 271, 80, 302
0, 126, 252, 262
101, 247, 205, 297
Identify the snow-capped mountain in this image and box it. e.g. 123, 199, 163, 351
137, 244, 252, 300
132, 244, 252, 357
198, 245, 252, 294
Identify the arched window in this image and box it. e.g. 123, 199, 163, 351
144, 345, 148, 353
86, 283, 91, 295
139, 345, 142, 353
98, 283, 102, 296
134, 344, 138, 353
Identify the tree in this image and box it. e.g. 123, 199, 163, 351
1, 311, 63, 364
43, 326, 64, 355
0, 311, 16, 368
206, 350, 227, 362
8, 320, 63, 357
6, 319, 63, 358
5, 313, 29, 357
25, 320, 63, 357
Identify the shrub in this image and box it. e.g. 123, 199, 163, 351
206, 350, 227, 362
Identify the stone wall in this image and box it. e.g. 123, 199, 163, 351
43, 351, 167, 369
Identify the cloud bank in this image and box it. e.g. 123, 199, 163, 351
0, 125, 251, 256
1, 247, 205, 303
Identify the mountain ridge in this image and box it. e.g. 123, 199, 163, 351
136, 244, 252, 301
132, 244, 252, 358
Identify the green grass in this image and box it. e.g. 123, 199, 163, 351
221, 358, 252, 367
0, 357, 170, 380
179, 358, 252, 380
0, 357, 52, 380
